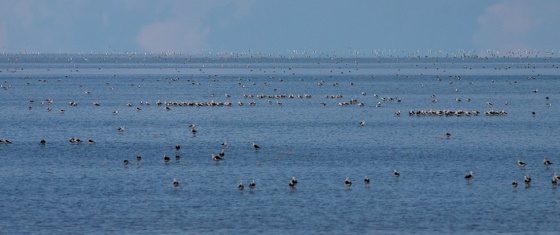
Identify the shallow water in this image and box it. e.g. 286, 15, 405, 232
0, 55, 559, 234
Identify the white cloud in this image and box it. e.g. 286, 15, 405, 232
135, 0, 254, 54
474, 0, 560, 50
0, 0, 254, 53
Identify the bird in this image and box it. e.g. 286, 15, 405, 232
123, 159, 129, 166
289, 177, 298, 188
517, 160, 527, 167
290, 177, 298, 185
359, 120, 365, 127
524, 175, 531, 185
464, 171, 473, 180
393, 170, 400, 177
188, 124, 197, 134
40, 139, 46, 145
289, 180, 296, 188
249, 180, 256, 189
212, 154, 223, 161
172, 178, 180, 187
88, 138, 94, 144
544, 157, 552, 166
512, 180, 518, 188
552, 174, 558, 185
344, 177, 352, 187
238, 181, 244, 190
117, 127, 125, 132
163, 155, 170, 163
252, 142, 260, 150
175, 145, 181, 150
219, 148, 225, 157
364, 176, 370, 184
136, 155, 142, 161
175, 154, 180, 161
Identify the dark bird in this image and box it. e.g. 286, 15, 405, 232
136, 155, 142, 161
524, 175, 531, 185
175, 145, 181, 150
517, 160, 527, 167
249, 180, 256, 189
464, 171, 473, 180
393, 170, 400, 177
344, 177, 352, 187
252, 142, 260, 150
544, 157, 552, 166
364, 176, 370, 184
172, 178, 179, 187
512, 180, 518, 188
290, 177, 298, 185
212, 154, 223, 161
238, 181, 244, 190
359, 120, 365, 127
289, 177, 298, 188
163, 155, 170, 163
188, 124, 197, 134
123, 159, 129, 166
289, 180, 296, 188
40, 139, 46, 145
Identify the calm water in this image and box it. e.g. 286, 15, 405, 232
0, 55, 559, 234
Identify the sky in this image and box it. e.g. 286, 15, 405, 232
0, 0, 559, 54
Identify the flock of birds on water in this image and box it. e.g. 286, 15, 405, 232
0, 55, 558, 192
2, 122, 559, 191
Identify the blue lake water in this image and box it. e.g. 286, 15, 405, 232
0, 55, 559, 234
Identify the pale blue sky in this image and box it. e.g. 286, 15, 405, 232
0, 0, 559, 54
